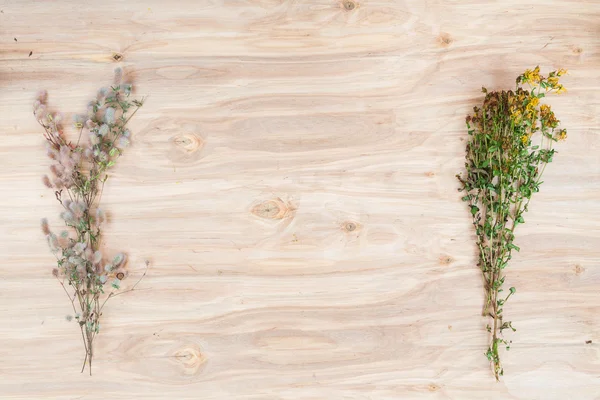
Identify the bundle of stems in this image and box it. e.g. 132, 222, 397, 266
36, 68, 146, 374
457, 67, 568, 380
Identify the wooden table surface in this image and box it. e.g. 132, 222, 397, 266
1, 1, 599, 399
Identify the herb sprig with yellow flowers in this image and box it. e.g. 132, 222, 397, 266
457, 67, 568, 380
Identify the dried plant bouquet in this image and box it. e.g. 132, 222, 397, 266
457, 67, 568, 380
35, 68, 146, 374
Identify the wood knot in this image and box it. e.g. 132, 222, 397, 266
341, 0, 357, 11
574, 264, 585, 275
168, 132, 205, 165
573, 47, 583, 54
345, 222, 357, 232
342, 221, 360, 233
437, 33, 453, 48
251, 198, 295, 220
112, 53, 123, 62
425, 171, 435, 177
428, 383, 441, 392
439, 255, 454, 265
172, 133, 203, 154
172, 345, 206, 375
116, 272, 125, 280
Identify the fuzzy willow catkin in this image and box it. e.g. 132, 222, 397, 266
457, 66, 568, 380
36, 68, 146, 374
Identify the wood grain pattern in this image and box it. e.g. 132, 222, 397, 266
1, 0, 599, 398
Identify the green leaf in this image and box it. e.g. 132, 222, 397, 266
509, 287, 516, 294
508, 243, 520, 252
470, 205, 479, 216
109, 148, 118, 157
515, 215, 525, 224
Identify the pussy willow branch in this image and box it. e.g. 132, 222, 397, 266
37, 71, 146, 375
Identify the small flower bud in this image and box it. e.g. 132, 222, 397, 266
97, 87, 108, 100
116, 137, 130, 149
60, 211, 74, 223
95, 208, 105, 224
34, 105, 47, 120
41, 218, 50, 235
104, 107, 116, 124
36, 90, 48, 102
42, 175, 53, 188
90, 133, 100, 145
73, 242, 87, 255
113, 253, 125, 267
113, 67, 123, 84
99, 124, 109, 136
47, 233, 59, 253
93, 250, 102, 265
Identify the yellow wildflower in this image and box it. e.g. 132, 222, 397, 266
511, 109, 522, 124
532, 66, 541, 82
529, 97, 540, 107
547, 76, 559, 87
521, 66, 541, 84
556, 129, 567, 141
557, 68, 568, 76
556, 85, 567, 94
521, 135, 529, 144
540, 104, 551, 116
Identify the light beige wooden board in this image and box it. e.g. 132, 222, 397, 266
0, 0, 599, 399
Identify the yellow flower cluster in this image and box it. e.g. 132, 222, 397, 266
517, 66, 567, 94
540, 104, 560, 129
508, 89, 540, 126
555, 129, 568, 141
521, 66, 541, 84
467, 67, 568, 149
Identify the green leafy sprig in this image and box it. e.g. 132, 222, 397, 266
457, 66, 568, 380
